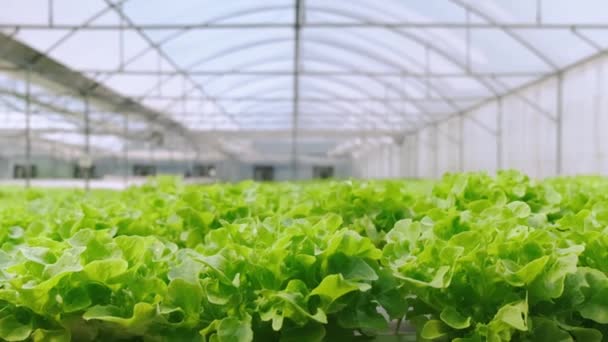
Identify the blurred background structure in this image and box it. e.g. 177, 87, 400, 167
1, 0, 608, 187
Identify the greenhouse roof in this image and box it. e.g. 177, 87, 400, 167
0, 0, 607, 160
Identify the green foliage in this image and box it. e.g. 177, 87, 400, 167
0, 172, 606, 341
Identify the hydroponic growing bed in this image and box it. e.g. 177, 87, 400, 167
0, 171, 607, 341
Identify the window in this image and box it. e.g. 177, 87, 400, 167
313, 166, 334, 179
13, 164, 37, 179
190, 164, 216, 177
253, 165, 274, 181
73, 164, 95, 179
133, 164, 156, 176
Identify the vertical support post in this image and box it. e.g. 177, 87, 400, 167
291, 0, 303, 180
123, 113, 129, 187
148, 142, 153, 174
157, 51, 162, 96
497, 97, 503, 170
459, 113, 465, 172
388, 144, 393, 178
48, 0, 54, 26
556, 72, 563, 175
425, 44, 430, 99
118, 1, 124, 70
25, 67, 31, 188
83, 94, 90, 191
50, 141, 56, 177
401, 136, 407, 178
414, 133, 419, 178
433, 123, 439, 178
400, 72, 406, 124
465, 9, 471, 73
384, 84, 389, 119
594, 61, 602, 170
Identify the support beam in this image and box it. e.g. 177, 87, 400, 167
491, 77, 555, 122
417, 46, 608, 138
572, 28, 602, 52
123, 113, 129, 186
172, 95, 486, 102
0, 32, 193, 143
83, 95, 90, 191
497, 97, 503, 170
414, 133, 419, 178
0, 85, 144, 138
451, 0, 558, 70
6, 22, 608, 30
170, 111, 428, 118
0, 67, 551, 78
459, 114, 464, 172
291, 0, 302, 179
433, 123, 439, 178
556, 72, 563, 175
102, 0, 239, 128
25, 68, 31, 188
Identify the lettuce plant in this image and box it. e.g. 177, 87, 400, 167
0, 173, 606, 341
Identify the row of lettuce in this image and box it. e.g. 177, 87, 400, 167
0, 171, 607, 341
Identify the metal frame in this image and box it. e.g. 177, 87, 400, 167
0, 0, 607, 175
7, 23, 608, 30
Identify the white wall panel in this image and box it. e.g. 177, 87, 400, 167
501, 77, 557, 178
349, 53, 608, 179
400, 134, 418, 178
416, 126, 437, 178
562, 55, 608, 175
437, 116, 461, 176
462, 102, 498, 173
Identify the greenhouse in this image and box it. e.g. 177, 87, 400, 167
0, 1, 608, 341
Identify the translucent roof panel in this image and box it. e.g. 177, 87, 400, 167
2, 0, 608, 159
124, 0, 293, 24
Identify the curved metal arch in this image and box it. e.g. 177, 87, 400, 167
230, 98, 352, 118
222, 84, 411, 131
300, 39, 462, 115
95, 4, 295, 85
219, 74, 418, 126
449, 0, 558, 70
228, 93, 391, 126
207, 74, 292, 98
166, 50, 419, 126
220, 83, 419, 131
172, 38, 446, 125
300, 40, 458, 116
136, 10, 483, 119
208, 85, 391, 128
137, 38, 292, 98
304, 5, 513, 135
121, 6, 490, 129
198, 55, 293, 87
40, 1, 118, 57
212, 86, 290, 101
304, 5, 499, 98
193, 54, 419, 115
118, 4, 507, 135
164, 2, 492, 107
175, 30, 479, 125
298, 75, 419, 126
110, 4, 500, 135
105, 2, 295, 132
215, 81, 404, 128
186, 37, 293, 71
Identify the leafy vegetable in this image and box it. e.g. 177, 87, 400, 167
0, 172, 606, 341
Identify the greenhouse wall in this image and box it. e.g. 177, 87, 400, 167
352, 52, 608, 179
0, 156, 73, 179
